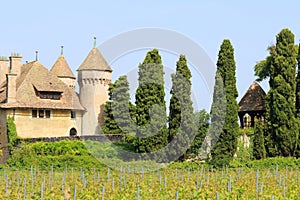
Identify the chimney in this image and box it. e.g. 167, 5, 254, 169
0, 56, 9, 84
6, 73, 17, 103
9, 52, 22, 77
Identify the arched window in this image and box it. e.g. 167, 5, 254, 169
70, 128, 77, 137
243, 114, 251, 128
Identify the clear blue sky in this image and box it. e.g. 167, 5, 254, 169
1, 1, 300, 111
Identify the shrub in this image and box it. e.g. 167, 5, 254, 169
6, 117, 19, 153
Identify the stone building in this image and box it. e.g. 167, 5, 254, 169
238, 81, 266, 128
0, 43, 112, 138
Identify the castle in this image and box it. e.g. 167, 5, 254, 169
0, 42, 112, 138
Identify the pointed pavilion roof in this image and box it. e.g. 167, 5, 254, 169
50, 55, 75, 79
238, 81, 266, 112
77, 48, 112, 72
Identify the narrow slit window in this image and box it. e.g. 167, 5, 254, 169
71, 111, 76, 119
45, 110, 51, 118
32, 110, 37, 118
39, 110, 44, 118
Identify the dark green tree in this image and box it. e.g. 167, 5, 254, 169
252, 119, 266, 160
167, 55, 196, 160
296, 43, 300, 157
210, 39, 239, 167
134, 49, 168, 156
254, 46, 275, 82
102, 75, 133, 134
264, 29, 298, 157
296, 43, 300, 116
168, 55, 192, 141
186, 109, 209, 159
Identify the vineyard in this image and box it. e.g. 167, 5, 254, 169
0, 165, 299, 199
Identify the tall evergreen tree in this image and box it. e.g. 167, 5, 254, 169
167, 55, 196, 160
186, 109, 210, 159
210, 39, 239, 167
296, 43, 300, 117
102, 75, 133, 134
252, 119, 266, 160
207, 72, 226, 162
295, 43, 300, 157
168, 55, 192, 141
265, 29, 298, 157
134, 49, 168, 156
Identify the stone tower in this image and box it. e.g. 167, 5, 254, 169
77, 44, 112, 135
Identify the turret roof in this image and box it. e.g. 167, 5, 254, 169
77, 48, 112, 72
50, 55, 75, 79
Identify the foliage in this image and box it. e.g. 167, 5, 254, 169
167, 161, 208, 170
210, 39, 239, 167
102, 76, 133, 134
133, 49, 168, 161
6, 144, 37, 169
30, 140, 90, 156
233, 128, 254, 163
297, 44, 300, 117
254, 45, 275, 82
6, 140, 120, 169
186, 109, 209, 159
252, 120, 266, 160
6, 117, 19, 154
295, 43, 300, 157
167, 55, 196, 161
264, 29, 298, 157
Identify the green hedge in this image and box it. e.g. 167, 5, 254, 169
229, 157, 300, 169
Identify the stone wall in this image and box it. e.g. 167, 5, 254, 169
22, 134, 125, 143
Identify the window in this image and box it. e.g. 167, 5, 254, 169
39, 92, 61, 100
71, 111, 76, 119
39, 110, 44, 118
45, 110, 51, 118
32, 110, 37, 118
32, 109, 51, 119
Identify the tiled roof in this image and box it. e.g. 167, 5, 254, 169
0, 61, 84, 110
238, 81, 266, 112
77, 48, 112, 72
50, 55, 75, 79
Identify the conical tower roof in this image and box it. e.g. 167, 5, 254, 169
51, 55, 75, 79
77, 48, 112, 72
239, 81, 266, 112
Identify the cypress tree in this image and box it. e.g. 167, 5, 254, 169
296, 43, 300, 116
252, 119, 266, 160
207, 72, 226, 162
102, 75, 133, 134
210, 39, 239, 167
168, 55, 192, 141
134, 49, 168, 156
265, 29, 298, 157
186, 109, 209, 159
167, 55, 196, 160
296, 43, 300, 157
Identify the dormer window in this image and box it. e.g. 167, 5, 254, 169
39, 91, 61, 100
33, 84, 63, 100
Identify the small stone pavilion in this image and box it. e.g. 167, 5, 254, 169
238, 81, 266, 128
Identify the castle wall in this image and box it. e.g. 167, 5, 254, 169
78, 70, 111, 135
7, 109, 82, 138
